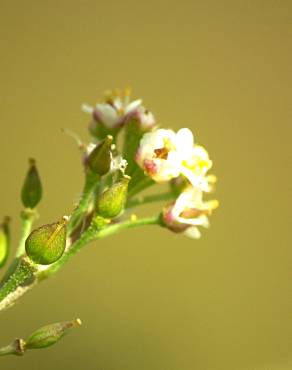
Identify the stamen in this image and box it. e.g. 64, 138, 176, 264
154, 148, 169, 160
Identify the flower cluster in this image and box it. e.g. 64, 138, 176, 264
82, 89, 218, 239
136, 128, 219, 238
0, 88, 220, 357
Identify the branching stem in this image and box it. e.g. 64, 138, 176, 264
67, 172, 100, 235
41, 215, 161, 279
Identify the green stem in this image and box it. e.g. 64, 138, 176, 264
67, 172, 100, 235
17, 210, 36, 258
122, 119, 143, 176
96, 216, 161, 238
0, 258, 36, 309
0, 216, 161, 310
127, 192, 175, 208
0, 209, 36, 286
127, 176, 155, 198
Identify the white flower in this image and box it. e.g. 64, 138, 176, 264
163, 187, 219, 239
82, 89, 142, 129
130, 106, 156, 130
136, 127, 213, 189
136, 129, 182, 182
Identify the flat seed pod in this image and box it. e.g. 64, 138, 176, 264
87, 135, 113, 176
0, 217, 10, 268
0, 230, 8, 268
97, 176, 130, 219
25, 219, 67, 265
25, 319, 82, 350
21, 159, 42, 209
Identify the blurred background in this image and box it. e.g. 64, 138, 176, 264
0, 0, 291, 369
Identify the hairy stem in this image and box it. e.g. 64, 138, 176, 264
0, 258, 36, 311
67, 172, 100, 235
0, 215, 161, 310
41, 215, 161, 279
1, 209, 36, 286
127, 176, 155, 198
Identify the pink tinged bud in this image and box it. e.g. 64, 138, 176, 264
143, 159, 159, 176
162, 205, 189, 233
126, 107, 156, 130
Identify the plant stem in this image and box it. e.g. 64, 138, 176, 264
0, 258, 36, 311
0, 209, 36, 286
97, 215, 161, 238
39, 215, 161, 279
127, 176, 155, 198
17, 210, 37, 258
127, 192, 175, 208
0, 212, 161, 310
0, 339, 25, 356
67, 172, 100, 235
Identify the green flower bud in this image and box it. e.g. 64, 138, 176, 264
25, 318, 82, 350
0, 217, 10, 268
21, 158, 42, 209
96, 176, 130, 219
25, 217, 67, 265
87, 135, 113, 176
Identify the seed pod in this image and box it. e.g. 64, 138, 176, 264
25, 217, 67, 265
96, 176, 130, 219
25, 318, 82, 350
87, 135, 113, 176
21, 159, 42, 209
0, 217, 10, 268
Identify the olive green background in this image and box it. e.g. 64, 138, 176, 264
0, 1, 291, 369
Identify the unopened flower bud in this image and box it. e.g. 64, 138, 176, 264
21, 159, 42, 209
25, 318, 82, 350
126, 106, 156, 131
83, 89, 143, 139
0, 217, 10, 268
25, 217, 67, 265
96, 176, 130, 218
87, 135, 113, 176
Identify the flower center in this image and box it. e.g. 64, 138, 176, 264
154, 147, 169, 160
